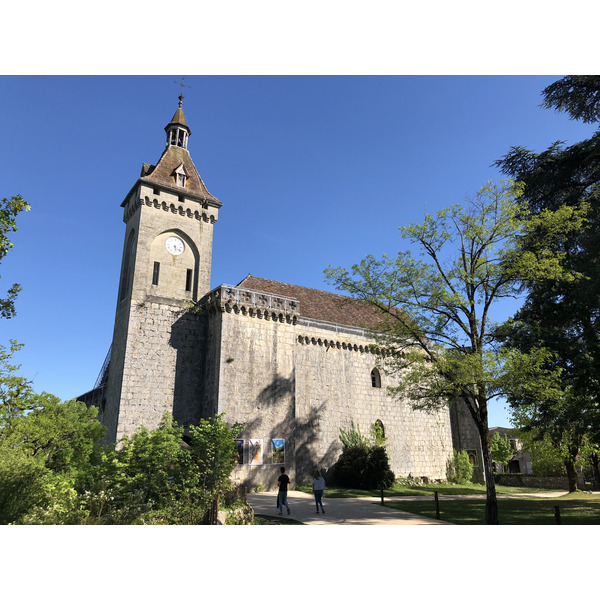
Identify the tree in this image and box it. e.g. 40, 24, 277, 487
0, 194, 30, 319
490, 432, 513, 473
0, 350, 106, 523
447, 449, 474, 484
95, 413, 244, 524
495, 75, 600, 490
325, 180, 576, 524
0, 339, 37, 430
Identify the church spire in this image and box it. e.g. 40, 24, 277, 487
165, 94, 191, 150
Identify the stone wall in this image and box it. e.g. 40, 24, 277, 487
111, 298, 205, 441
294, 320, 453, 484
204, 285, 454, 491
449, 401, 484, 482
494, 472, 591, 490
202, 286, 299, 491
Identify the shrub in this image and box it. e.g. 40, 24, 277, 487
447, 449, 474, 484
333, 444, 395, 489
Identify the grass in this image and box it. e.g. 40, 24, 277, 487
385, 492, 600, 524
295, 481, 564, 498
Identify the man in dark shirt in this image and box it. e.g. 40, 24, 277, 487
277, 466, 291, 515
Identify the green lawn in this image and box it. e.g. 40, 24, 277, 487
386, 492, 600, 524
296, 481, 564, 498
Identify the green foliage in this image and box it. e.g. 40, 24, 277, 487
335, 420, 394, 489
85, 413, 244, 525
490, 432, 514, 469
370, 420, 386, 446
495, 76, 600, 491
0, 194, 31, 319
0, 340, 38, 430
447, 450, 474, 484
541, 75, 600, 123
333, 443, 395, 489
8, 394, 105, 473
0, 442, 50, 524
325, 180, 576, 523
339, 420, 370, 448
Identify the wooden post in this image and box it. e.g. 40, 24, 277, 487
554, 505, 562, 524
381, 485, 384, 505
434, 491, 440, 520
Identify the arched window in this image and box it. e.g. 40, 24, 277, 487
371, 368, 381, 388
374, 419, 385, 440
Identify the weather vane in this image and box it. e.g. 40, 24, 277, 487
174, 76, 191, 107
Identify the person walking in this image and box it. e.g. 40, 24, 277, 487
312, 469, 325, 514
277, 466, 291, 515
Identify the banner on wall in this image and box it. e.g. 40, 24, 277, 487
249, 439, 263, 465
272, 439, 285, 464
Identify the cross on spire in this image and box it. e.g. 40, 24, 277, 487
174, 76, 191, 107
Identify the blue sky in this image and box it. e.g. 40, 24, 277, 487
1, 75, 595, 428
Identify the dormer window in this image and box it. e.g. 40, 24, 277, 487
174, 164, 188, 188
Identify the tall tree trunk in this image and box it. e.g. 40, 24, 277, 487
591, 453, 600, 490
564, 459, 578, 493
464, 393, 500, 524
481, 432, 499, 524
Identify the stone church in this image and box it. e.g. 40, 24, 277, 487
81, 98, 481, 489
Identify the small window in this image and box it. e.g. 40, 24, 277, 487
185, 269, 193, 292
152, 261, 160, 285
177, 173, 186, 187
371, 368, 381, 388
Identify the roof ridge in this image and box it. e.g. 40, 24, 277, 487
239, 274, 353, 300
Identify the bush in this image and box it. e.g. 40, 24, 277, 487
447, 450, 474, 484
0, 445, 50, 524
333, 444, 395, 489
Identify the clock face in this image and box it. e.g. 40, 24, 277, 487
165, 236, 185, 256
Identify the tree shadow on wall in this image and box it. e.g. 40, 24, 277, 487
242, 382, 340, 489
170, 310, 206, 428
255, 374, 294, 408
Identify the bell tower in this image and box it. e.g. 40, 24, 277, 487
102, 97, 222, 443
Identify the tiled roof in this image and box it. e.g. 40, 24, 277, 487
140, 145, 221, 205
237, 275, 395, 330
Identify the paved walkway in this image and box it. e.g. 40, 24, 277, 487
248, 490, 450, 525
248, 490, 574, 525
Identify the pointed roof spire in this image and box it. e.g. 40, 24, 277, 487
166, 99, 191, 135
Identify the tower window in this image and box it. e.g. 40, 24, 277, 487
185, 269, 193, 292
177, 173, 186, 187
152, 261, 160, 285
371, 368, 381, 388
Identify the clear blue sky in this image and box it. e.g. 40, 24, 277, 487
0, 75, 595, 427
